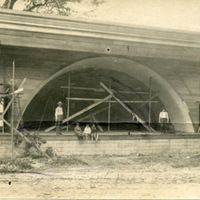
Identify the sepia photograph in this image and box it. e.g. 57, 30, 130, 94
0, 0, 200, 199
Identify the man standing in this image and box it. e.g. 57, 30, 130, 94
159, 108, 169, 134
55, 101, 63, 135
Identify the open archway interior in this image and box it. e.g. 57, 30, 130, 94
24, 68, 164, 131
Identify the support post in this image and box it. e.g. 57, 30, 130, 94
66, 73, 70, 132
148, 77, 152, 126
11, 60, 15, 157
2, 56, 5, 134
108, 80, 111, 132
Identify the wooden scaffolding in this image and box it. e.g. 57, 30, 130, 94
45, 73, 157, 133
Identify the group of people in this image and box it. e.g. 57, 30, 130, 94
55, 101, 170, 135
74, 123, 99, 141
55, 101, 99, 140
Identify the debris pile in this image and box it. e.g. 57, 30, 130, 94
14, 129, 47, 158
47, 156, 88, 167
0, 157, 33, 173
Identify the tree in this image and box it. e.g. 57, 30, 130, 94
1, 0, 104, 16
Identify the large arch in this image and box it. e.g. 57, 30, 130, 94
23, 56, 194, 133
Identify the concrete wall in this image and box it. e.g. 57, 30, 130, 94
1, 135, 200, 158
41, 138, 200, 156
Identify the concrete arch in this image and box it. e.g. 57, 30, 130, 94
24, 56, 194, 133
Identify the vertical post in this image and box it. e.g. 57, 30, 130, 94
108, 80, 111, 131
11, 60, 15, 157
1, 44, 5, 134
0, 41, 4, 134
148, 77, 152, 127
66, 72, 70, 132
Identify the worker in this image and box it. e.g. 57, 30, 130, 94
55, 101, 63, 135
83, 124, 91, 140
159, 107, 169, 134
74, 123, 84, 140
91, 123, 99, 141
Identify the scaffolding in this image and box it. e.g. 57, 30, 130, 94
45, 73, 157, 133
1, 60, 49, 158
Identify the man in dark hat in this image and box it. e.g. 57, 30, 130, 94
55, 101, 63, 135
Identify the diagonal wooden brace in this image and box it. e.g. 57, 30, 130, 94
100, 82, 156, 132
3, 119, 50, 158
45, 95, 112, 132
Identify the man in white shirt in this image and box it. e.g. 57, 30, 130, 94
83, 124, 91, 140
55, 101, 63, 135
159, 108, 169, 134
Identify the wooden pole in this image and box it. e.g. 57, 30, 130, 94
108, 80, 111, 132
77, 104, 115, 123
2, 57, 5, 134
148, 77, 152, 126
65, 97, 157, 103
11, 60, 15, 157
61, 86, 151, 95
66, 73, 70, 132
3, 119, 50, 158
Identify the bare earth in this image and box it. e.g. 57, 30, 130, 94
1, 154, 200, 199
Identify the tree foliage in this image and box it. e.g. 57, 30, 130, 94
1, 0, 105, 16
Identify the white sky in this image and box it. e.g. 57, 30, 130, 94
1, 0, 200, 32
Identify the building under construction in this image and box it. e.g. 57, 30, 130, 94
0, 9, 200, 157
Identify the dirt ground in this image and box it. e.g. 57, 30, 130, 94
1, 153, 200, 199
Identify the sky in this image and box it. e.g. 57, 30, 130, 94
0, 0, 200, 32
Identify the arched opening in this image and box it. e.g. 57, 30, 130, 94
23, 57, 194, 133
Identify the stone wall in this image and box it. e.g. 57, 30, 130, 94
41, 138, 200, 156
1, 135, 200, 158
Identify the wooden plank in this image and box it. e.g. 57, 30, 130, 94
108, 80, 111, 132
66, 97, 157, 103
76, 104, 115, 123
66, 73, 70, 132
3, 119, 50, 158
148, 77, 152, 125
100, 82, 156, 132
62, 86, 151, 95
45, 95, 112, 132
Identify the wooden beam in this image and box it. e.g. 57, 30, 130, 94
108, 80, 111, 132
100, 82, 156, 132
11, 60, 15, 156
76, 104, 115, 123
45, 95, 112, 132
66, 97, 157, 103
138, 93, 158, 109
66, 73, 70, 132
3, 119, 50, 158
148, 77, 152, 125
62, 86, 151, 95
